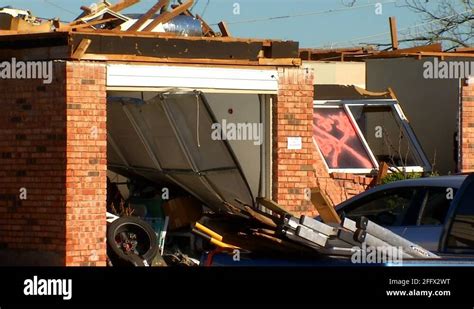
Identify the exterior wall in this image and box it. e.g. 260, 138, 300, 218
0, 61, 68, 265
366, 57, 467, 174
273, 67, 371, 216
460, 79, 474, 172
65, 62, 107, 266
0, 60, 107, 266
312, 147, 373, 206
302, 61, 366, 89
273, 67, 316, 215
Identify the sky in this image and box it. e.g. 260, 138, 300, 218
0, 0, 450, 48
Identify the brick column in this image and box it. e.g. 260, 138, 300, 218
460, 80, 474, 172
65, 62, 107, 266
273, 67, 316, 216
273, 67, 373, 216
0, 60, 107, 266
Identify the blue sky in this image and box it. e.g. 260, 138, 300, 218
0, 0, 446, 47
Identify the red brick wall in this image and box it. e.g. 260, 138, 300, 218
0, 61, 68, 265
65, 62, 107, 266
312, 145, 372, 206
0, 60, 107, 266
460, 80, 474, 172
273, 67, 316, 216
273, 67, 371, 216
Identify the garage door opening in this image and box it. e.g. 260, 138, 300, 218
106, 89, 273, 215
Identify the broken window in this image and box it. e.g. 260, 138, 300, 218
348, 105, 423, 167
313, 107, 375, 170
313, 100, 430, 173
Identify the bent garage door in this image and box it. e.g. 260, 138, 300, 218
106, 64, 277, 213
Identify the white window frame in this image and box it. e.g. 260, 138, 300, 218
313, 99, 431, 174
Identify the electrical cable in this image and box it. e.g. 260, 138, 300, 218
210, 0, 397, 25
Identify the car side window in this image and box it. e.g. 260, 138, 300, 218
418, 187, 456, 226
446, 181, 474, 251
342, 187, 421, 226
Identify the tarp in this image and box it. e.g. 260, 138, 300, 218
107, 91, 255, 213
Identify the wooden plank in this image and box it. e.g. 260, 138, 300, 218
258, 58, 301, 66
376, 161, 389, 185
176, 0, 194, 17
67, 17, 119, 30
389, 16, 398, 50
9, 18, 54, 33
80, 5, 93, 15
455, 47, 474, 53
417, 51, 474, 58
76, 27, 180, 37
71, 38, 92, 59
81, 52, 263, 65
256, 197, 290, 216
375, 43, 442, 56
243, 206, 278, 228
387, 87, 398, 100
69, 0, 140, 26
72, 28, 292, 44
217, 21, 231, 37
72, 32, 264, 60
142, 0, 194, 32
310, 188, 341, 224
195, 14, 215, 37
127, 0, 170, 31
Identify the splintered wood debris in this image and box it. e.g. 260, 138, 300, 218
0, 0, 301, 66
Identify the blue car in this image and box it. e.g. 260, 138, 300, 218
334, 175, 467, 252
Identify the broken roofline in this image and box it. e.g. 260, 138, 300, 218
300, 43, 474, 62
0, 30, 301, 66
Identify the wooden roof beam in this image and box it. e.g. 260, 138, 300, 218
142, 0, 194, 32
196, 14, 215, 37
217, 21, 231, 37
127, 0, 170, 31
389, 16, 398, 50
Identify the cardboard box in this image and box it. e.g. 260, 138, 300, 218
162, 197, 203, 230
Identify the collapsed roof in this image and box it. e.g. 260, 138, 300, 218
0, 0, 300, 66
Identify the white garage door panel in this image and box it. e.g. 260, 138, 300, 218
107, 64, 278, 92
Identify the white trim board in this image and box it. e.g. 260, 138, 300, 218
107, 64, 279, 93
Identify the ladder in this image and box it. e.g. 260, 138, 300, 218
278, 214, 439, 261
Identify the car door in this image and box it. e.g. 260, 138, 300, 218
402, 186, 456, 252
440, 174, 474, 255
340, 187, 424, 237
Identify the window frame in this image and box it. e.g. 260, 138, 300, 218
313, 99, 431, 174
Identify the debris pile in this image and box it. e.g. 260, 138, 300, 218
0, 0, 231, 38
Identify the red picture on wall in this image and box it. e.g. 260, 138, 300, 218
313, 108, 375, 169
